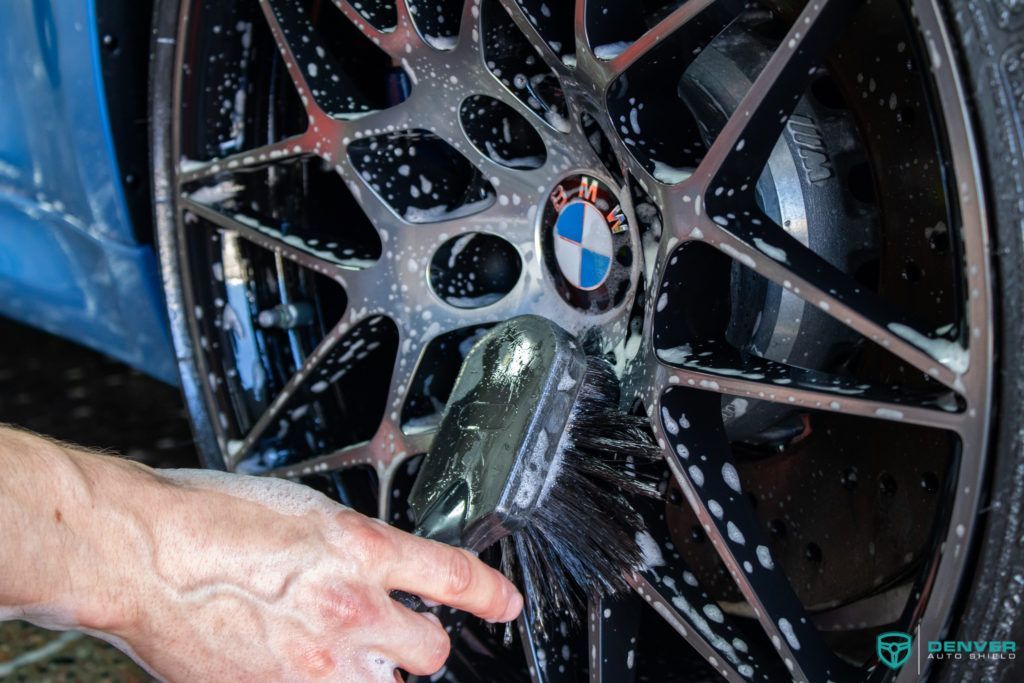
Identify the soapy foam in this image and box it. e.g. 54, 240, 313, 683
634, 531, 665, 569
362, 652, 399, 682
158, 468, 350, 548
159, 468, 340, 518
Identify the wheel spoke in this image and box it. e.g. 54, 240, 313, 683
608, 0, 717, 78
258, 0, 378, 119
381, 327, 435, 435
334, 107, 538, 239
178, 136, 311, 184
517, 616, 545, 683
655, 342, 963, 431
223, 311, 385, 468
265, 426, 432, 481
655, 387, 857, 682
692, 210, 967, 389
623, 482, 765, 681
496, 0, 570, 76
587, 595, 640, 683
339, 97, 420, 142
180, 196, 374, 281
336, 159, 515, 242
271, 320, 472, 478
626, 574, 757, 682
695, 0, 862, 188
266, 438, 378, 478
517, 606, 584, 682
328, 0, 420, 58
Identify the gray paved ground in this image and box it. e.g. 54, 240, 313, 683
0, 316, 198, 681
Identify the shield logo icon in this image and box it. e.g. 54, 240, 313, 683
877, 631, 913, 670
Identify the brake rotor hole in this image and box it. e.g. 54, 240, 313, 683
878, 472, 898, 496
667, 487, 683, 505
847, 161, 876, 204
901, 260, 923, 283
810, 75, 847, 109
841, 466, 859, 491
896, 106, 917, 127
927, 224, 951, 252
804, 542, 823, 563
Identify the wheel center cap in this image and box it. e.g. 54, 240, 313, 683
553, 201, 614, 291
540, 174, 632, 313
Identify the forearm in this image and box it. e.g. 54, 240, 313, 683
0, 425, 522, 682
0, 426, 148, 631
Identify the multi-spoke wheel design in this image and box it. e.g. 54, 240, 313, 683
152, 0, 995, 680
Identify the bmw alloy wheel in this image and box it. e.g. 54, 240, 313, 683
150, 0, 1022, 680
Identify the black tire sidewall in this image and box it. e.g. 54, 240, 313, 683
936, 1, 1024, 681
149, 0, 226, 469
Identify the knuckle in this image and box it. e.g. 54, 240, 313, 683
289, 641, 336, 679
348, 519, 394, 560
319, 588, 375, 628
350, 597, 382, 629
441, 551, 475, 597
321, 589, 366, 626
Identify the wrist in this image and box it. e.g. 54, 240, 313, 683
56, 449, 166, 635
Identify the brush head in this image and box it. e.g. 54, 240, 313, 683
502, 355, 662, 632
406, 315, 661, 631
407, 315, 589, 551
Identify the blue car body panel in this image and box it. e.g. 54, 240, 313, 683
0, 0, 177, 384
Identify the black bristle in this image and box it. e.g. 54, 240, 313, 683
503, 355, 662, 635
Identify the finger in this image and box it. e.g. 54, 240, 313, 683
373, 602, 452, 676
384, 534, 523, 623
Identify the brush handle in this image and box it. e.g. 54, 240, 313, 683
390, 589, 427, 612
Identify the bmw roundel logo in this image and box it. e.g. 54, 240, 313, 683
540, 174, 633, 312
553, 201, 614, 291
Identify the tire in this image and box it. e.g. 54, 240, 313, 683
934, 2, 1024, 681
150, 0, 224, 469
148, 0, 1023, 680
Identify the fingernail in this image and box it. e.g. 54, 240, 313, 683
503, 590, 524, 622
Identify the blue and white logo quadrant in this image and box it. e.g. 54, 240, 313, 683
553, 201, 614, 291
555, 202, 585, 243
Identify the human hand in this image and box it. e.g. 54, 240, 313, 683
84, 467, 523, 682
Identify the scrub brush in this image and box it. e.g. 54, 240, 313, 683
395, 315, 661, 633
